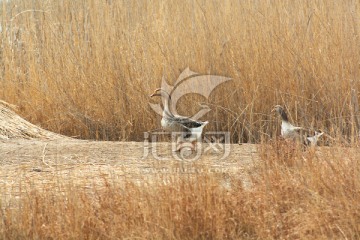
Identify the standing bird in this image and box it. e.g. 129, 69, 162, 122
150, 88, 209, 151
272, 105, 323, 146
272, 105, 303, 141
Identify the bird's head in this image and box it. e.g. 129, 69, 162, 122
272, 105, 289, 122
272, 105, 283, 113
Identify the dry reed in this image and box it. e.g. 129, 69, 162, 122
0, 0, 359, 143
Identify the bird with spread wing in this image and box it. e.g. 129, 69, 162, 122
150, 88, 208, 151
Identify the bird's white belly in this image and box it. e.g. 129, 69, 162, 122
281, 121, 296, 137
189, 126, 204, 140
161, 118, 171, 131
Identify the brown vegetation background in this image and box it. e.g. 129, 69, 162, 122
1, 0, 360, 142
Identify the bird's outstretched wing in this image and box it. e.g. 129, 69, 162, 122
173, 116, 204, 129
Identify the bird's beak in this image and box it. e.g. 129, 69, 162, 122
271, 108, 276, 112
150, 92, 159, 97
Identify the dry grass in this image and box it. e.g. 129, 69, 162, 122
0, 0, 360, 142
1, 144, 360, 239
1, 1, 360, 239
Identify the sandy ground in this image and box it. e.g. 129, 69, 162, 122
2, 104, 359, 212
0, 139, 261, 208
1, 137, 360, 210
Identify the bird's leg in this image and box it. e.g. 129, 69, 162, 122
175, 141, 183, 152
174, 135, 187, 152
192, 140, 197, 152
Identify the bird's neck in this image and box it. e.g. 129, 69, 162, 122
278, 108, 289, 122
281, 120, 293, 129
161, 92, 174, 118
